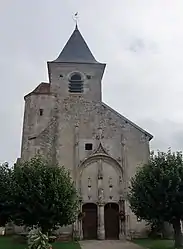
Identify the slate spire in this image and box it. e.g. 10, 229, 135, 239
53, 25, 99, 63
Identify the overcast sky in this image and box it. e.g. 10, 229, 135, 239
1, 0, 183, 165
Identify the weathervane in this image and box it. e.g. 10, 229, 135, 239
73, 12, 79, 28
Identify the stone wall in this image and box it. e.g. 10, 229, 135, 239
20, 57, 152, 239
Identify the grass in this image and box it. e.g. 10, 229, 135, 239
133, 238, 174, 249
0, 236, 81, 249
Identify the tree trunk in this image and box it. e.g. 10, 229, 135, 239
172, 218, 183, 248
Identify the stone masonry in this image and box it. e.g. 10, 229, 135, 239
19, 24, 153, 240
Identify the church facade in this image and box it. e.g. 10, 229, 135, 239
20, 25, 153, 240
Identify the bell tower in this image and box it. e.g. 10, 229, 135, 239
47, 25, 106, 101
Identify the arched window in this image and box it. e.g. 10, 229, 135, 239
69, 73, 83, 93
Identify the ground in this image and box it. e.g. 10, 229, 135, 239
0, 236, 80, 249
79, 240, 143, 249
1, 236, 175, 249
133, 239, 174, 249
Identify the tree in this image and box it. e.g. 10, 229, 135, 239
129, 150, 183, 248
11, 156, 78, 234
0, 163, 13, 226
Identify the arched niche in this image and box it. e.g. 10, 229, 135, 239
78, 154, 123, 202
78, 154, 123, 177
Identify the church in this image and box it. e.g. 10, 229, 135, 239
20, 25, 153, 240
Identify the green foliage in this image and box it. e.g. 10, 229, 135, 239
133, 239, 174, 249
129, 149, 183, 247
0, 162, 13, 226
27, 228, 51, 249
0, 236, 80, 249
146, 220, 164, 239
11, 156, 79, 233
129, 149, 183, 222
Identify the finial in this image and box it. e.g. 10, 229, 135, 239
73, 12, 79, 29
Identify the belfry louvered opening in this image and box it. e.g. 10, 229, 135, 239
69, 73, 84, 93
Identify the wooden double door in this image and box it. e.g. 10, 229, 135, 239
82, 202, 119, 240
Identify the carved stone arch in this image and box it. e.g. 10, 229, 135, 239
78, 153, 123, 177
92, 142, 108, 155
67, 70, 85, 81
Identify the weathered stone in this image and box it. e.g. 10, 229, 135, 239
19, 25, 153, 240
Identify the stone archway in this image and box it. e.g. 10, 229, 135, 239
104, 203, 119, 239
82, 203, 97, 240
78, 153, 123, 177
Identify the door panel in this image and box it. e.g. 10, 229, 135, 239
105, 203, 119, 239
82, 203, 97, 239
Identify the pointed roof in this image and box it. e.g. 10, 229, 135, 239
52, 25, 99, 63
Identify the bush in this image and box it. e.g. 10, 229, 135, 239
27, 228, 52, 249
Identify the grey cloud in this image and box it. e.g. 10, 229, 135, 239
137, 118, 183, 152
1, 0, 183, 165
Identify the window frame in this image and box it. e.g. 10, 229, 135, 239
68, 72, 84, 93
39, 109, 44, 116
85, 143, 93, 151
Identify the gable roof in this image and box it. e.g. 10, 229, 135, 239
52, 25, 99, 64
24, 83, 50, 99
102, 102, 153, 141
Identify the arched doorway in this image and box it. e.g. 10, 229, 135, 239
104, 203, 119, 239
82, 203, 97, 240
